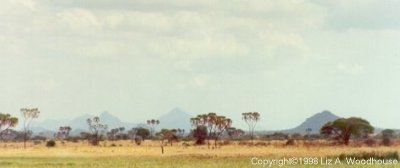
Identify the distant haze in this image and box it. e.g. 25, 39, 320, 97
1, 1, 400, 130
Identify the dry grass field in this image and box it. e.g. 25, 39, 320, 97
0, 140, 399, 167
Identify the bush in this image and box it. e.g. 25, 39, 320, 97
363, 138, 376, 147
382, 138, 392, 146
134, 137, 142, 145
182, 142, 190, 148
66, 136, 80, 143
46, 140, 56, 147
255, 141, 268, 146
238, 141, 249, 146
218, 140, 230, 146
193, 126, 207, 145
285, 139, 295, 146
33, 140, 42, 145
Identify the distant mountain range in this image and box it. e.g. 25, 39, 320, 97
158, 108, 193, 131
30, 108, 193, 137
29, 108, 386, 138
278, 110, 340, 134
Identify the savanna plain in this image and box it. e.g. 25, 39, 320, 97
0, 140, 399, 168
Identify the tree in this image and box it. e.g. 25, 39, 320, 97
190, 112, 232, 148
57, 126, 72, 140
147, 119, 159, 139
128, 127, 149, 145
175, 128, 185, 138
87, 116, 107, 146
320, 117, 374, 145
0, 113, 18, 141
226, 127, 245, 139
242, 112, 260, 143
20, 108, 40, 149
382, 129, 395, 138
107, 127, 125, 141
305, 128, 312, 141
192, 126, 207, 145
381, 129, 395, 146
157, 129, 179, 146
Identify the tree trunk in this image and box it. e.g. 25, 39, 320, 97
343, 134, 351, 145
23, 128, 27, 149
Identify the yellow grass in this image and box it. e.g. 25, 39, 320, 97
0, 140, 399, 167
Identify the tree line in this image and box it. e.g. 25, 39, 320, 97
0, 109, 396, 148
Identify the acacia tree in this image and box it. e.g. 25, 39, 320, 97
176, 128, 185, 138
157, 129, 179, 146
146, 119, 159, 139
20, 108, 40, 149
242, 112, 260, 143
192, 125, 207, 145
0, 113, 18, 141
107, 127, 125, 140
320, 117, 374, 145
190, 112, 232, 148
128, 127, 150, 145
226, 127, 245, 139
57, 126, 72, 140
87, 116, 107, 146
381, 129, 395, 146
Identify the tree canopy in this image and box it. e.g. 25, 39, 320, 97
0, 113, 18, 137
320, 117, 374, 145
190, 112, 232, 148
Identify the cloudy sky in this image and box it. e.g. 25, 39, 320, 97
1, 0, 400, 130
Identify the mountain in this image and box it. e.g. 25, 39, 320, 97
281, 110, 340, 134
30, 111, 138, 137
157, 108, 193, 131
29, 108, 193, 137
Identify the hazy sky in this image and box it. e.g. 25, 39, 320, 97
1, 0, 400, 130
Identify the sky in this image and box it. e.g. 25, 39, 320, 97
1, 0, 400, 130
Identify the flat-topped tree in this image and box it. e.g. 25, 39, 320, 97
320, 117, 374, 145
107, 127, 125, 141
227, 127, 245, 139
0, 113, 18, 141
242, 112, 260, 144
57, 126, 72, 140
190, 112, 232, 148
20, 108, 40, 149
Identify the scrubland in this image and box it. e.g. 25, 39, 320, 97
0, 140, 399, 168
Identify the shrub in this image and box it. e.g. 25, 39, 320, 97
46, 140, 56, 147
238, 141, 249, 146
218, 140, 231, 146
382, 138, 392, 146
255, 141, 268, 146
363, 138, 376, 147
33, 140, 42, 145
134, 137, 142, 145
182, 142, 190, 148
67, 136, 80, 143
285, 139, 295, 146
193, 126, 207, 145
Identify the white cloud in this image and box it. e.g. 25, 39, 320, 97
177, 74, 210, 90
2, 0, 400, 129
57, 8, 101, 30
9, 0, 37, 10
337, 63, 364, 75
